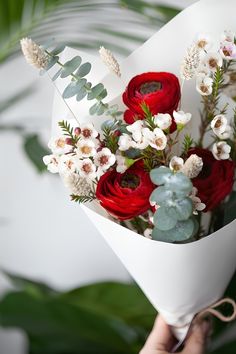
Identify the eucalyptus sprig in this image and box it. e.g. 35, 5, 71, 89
150, 167, 198, 243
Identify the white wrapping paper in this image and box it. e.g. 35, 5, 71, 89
51, 0, 236, 340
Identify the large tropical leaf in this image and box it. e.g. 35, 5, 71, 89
0, 0, 180, 63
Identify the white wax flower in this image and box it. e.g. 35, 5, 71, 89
59, 154, 76, 173
118, 134, 135, 151
212, 141, 231, 160
195, 33, 213, 51
196, 76, 213, 96
80, 123, 98, 139
190, 187, 206, 215
147, 128, 167, 151
217, 125, 232, 140
221, 30, 235, 44
127, 120, 144, 142
94, 148, 116, 171
211, 115, 228, 136
76, 139, 96, 158
203, 52, 223, 72
154, 113, 172, 130
43, 154, 60, 173
48, 136, 72, 155
169, 156, 184, 172
116, 155, 128, 173
77, 158, 97, 180
173, 110, 192, 125
220, 43, 236, 60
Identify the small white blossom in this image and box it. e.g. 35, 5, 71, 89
221, 30, 235, 44
212, 141, 231, 160
220, 43, 236, 60
99, 46, 121, 77
62, 172, 91, 195
196, 76, 213, 96
116, 154, 128, 173
76, 139, 96, 158
217, 125, 232, 140
154, 113, 172, 130
211, 114, 228, 136
77, 158, 97, 180
148, 128, 167, 151
94, 148, 116, 172
203, 52, 223, 72
59, 154, 76, 173
173, 110, 192, 125
182, 154, 203, 178
118, 134, 135, 151
196, 65, 211, 78
80, 123, 98, 139
144, 228, 152, 239
181, 43, 200, 80
126, 120, 144, 142
195, 33, 212, 51
169, 156, 184, 172
20, 37, 49, 69
48, 137, 72, 155
190, 187, 206, 215
43, 154, 60, 173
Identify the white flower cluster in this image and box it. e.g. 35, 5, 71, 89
210, 114, 232, 160
43, 123, 116, 189
117, 111, 192, 161
169, 154, 203, 178
182, 31, 236, 96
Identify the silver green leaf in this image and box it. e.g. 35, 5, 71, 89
60, 56, 82, 78
153, 206, 178, 231
76, 88, 87, 102
63, 79, 87, 99
76, 62, 91, 78
150, 186, 173, 205
87, 83, 105, 100
51, 44, 66, 55
174, 197, 193, 221
45, 56, 59, 71
150, 167, 172, 185
165, 172, 192, 194
152, 218, 195, 243
52, 68, 62, 81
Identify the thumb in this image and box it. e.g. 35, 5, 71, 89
182, 320, 211, 354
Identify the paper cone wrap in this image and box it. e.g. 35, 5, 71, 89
51, 0, 236, 340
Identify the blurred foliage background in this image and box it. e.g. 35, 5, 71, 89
0, 0, 235, 353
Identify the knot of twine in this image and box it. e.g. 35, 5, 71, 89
196, 297, 236, 322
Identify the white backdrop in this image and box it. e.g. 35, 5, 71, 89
0, 1, 197, 352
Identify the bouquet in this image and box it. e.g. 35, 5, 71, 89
21, 0, 236, 342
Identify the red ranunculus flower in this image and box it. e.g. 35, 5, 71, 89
123, 72, 181, 129
189, 148, 235, 211
96, 162, 155, 220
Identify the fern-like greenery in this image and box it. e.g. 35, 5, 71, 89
58, 120, 79, 145
70, 194, 95, 203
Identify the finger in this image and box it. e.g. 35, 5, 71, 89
142, 315, 175, 352
182, 320, 211, 354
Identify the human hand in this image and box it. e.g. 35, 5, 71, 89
140, 315, 211, 354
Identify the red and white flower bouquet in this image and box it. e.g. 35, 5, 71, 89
21, 0, 236, 342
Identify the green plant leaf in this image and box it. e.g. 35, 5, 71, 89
60, 56, 82, 78
45, 56, 59, 71
87, 83, 105, 100
150, 167, 172, 185
165, 172, 192, 194
51, 68, 62, 81
152, 218, 195, 243
153, 206, 178, 231
76, 87, 87, 102
174, 197, 193, 221
150, 186, 173, 205
63, 78, 87, 99
76, 62, 91, 78
51, 44, 66, 55
23, 134, 50, 173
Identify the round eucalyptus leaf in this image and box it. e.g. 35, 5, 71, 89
76, 62, 92, 78
150, 186, 173, 205
61, 56, 82, 78
76, 87, 87, 102
51, 44, 66, 55
101, 120, 118, 131
124, 148, 141, 159
150, 167, 172, 185
153, 207, 177, 231
45, 56, 59, 71
165, 172, 192, 194
151, 227, 176, 243
63, 79, 87, 99
52, 68, 62, 81
96, 103, 106, 115
97, 89, 108, 101
89, 103, 99, 115
87, 83, 105, 100
175, 197, 193, 221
